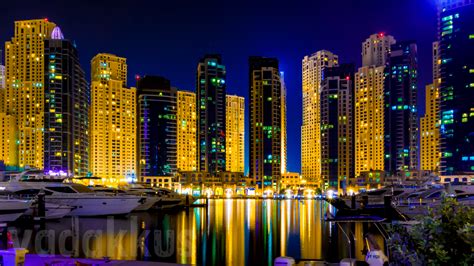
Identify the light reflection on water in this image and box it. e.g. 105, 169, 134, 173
10, 199, 368, 265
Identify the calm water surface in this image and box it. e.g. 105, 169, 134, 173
10, 199, 370, 265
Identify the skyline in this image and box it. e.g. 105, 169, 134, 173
0, 0, 439, 173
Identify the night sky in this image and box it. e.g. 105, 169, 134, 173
1, 0, 438, 174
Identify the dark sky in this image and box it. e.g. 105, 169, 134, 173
1, 0, 438, 174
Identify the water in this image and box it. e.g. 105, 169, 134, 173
7, 199, 371, 265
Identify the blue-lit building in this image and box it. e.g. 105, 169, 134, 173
249, 56, 282, 188
137, 76, 177, 179
384, 41, 418, 174
44, 27, 90, 177
196, 55, 227, 176
321, 64, 355, 191
438, 0, 474, 176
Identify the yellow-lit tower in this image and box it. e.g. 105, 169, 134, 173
420, 42, 441, 172
4, 19, 56, 169
301, 50, 338, 186
90, 53, 136, 184
420, 83, 440, 172
354, 66, 385, 176
226, 94, 245, 173
177, 90, 197, 172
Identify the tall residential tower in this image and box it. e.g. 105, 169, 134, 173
301, 51, 338, 186
226, 95, 245, 173
90, 53, 136, 183
249, 56, 282, 189
196, 55, 226, 176
177, 90, 197, 172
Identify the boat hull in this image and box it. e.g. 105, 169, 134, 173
46, 195, 141, 216
0, 199, 31, 223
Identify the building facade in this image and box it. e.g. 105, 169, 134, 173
196, 55, 227, 175
249, 56, 282, 189
4, 19, 56, 169
384, 41, 418, 174
281, 72, 287, 174
90, 53, 136, 183
137, 76, 177, 180
43, 29, 90, 177
177, 90, 197, 172
320, 64, 355, 191
301, 50, 339, 186
225, 95, 245, 173
438, 1, 474, 176
420, 83, 440, 172
0, 114, 17, 168
362, 33, 396, 68
355, 65, 386, 177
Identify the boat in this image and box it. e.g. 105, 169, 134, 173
0, 198, 32, 223
91, 186, 161, 211
24, 202, 74, 220
0, 181, 142, 217
154, 187, 188, 209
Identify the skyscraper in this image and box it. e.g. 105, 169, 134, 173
249, 56, 282, 189
90, 53, 136, 183
320, 64, 355, 191
226, 95, 245, 173
5, 19, 56, 169
355, 66, 386, 177
438, 0, 474, 176
420, 41, 441, 173
177, 90, 197, 172
384, 41, 418, 174
280, 72, 287, 174
137, 76, 177, 180
420, 83, 440, 172
196, 55, 227, 176
43, 27, 90, 177
301, 50, 339, 186
354, 33, 394, 178
362, 33, 396, 67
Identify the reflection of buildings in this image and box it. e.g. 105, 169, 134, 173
90, 53, 136, 183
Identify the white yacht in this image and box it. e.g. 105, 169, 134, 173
0, 198, 32, 223
0, 181, 142, 217
23, 202, 74, 220
91, 187, 161, 211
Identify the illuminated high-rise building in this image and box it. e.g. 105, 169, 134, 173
137, 76, 177, 180
90, 53, 136, 183
196, 55, 226, 176
249, 56, 282, 189
420, 42, 441, 173
5, 19, 56, 169
420, 83, 440, 172
43, 28, 90, 177
437, 1, 474, 176
355, 65, 385, 177
0, 114, 17, 168
281, 72, 287, 174
320, 64, 355, 191
0, 64, 5, 112
362, 33, 396, 67
226, 95, 245, 173
177, 90, 197, 172
301, 50, 338, 186
384, 41, 418, 174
